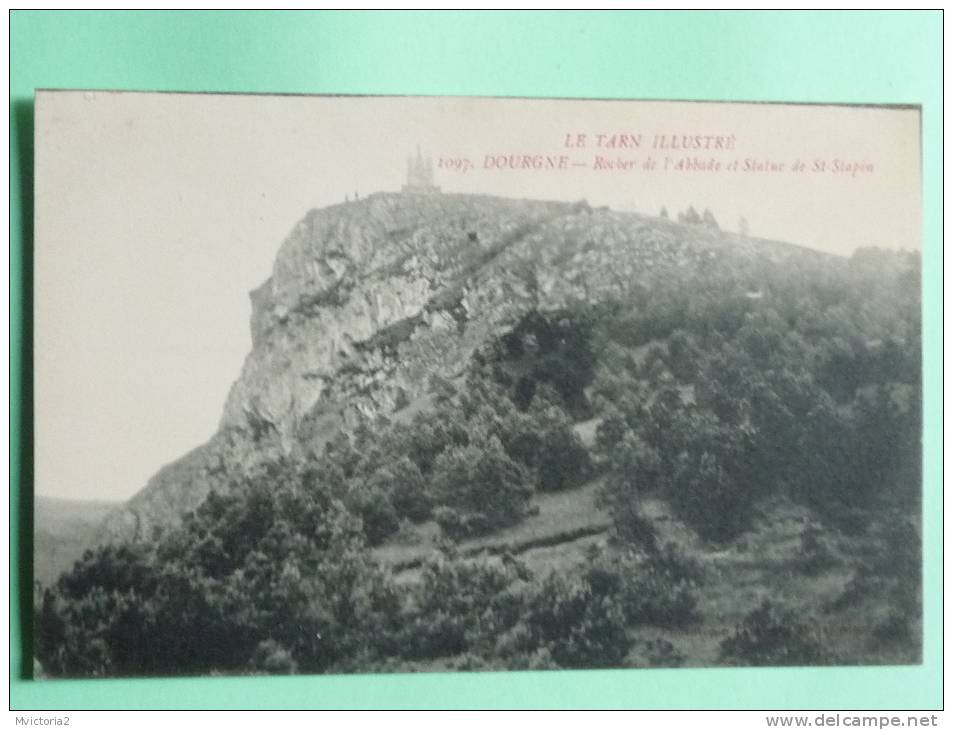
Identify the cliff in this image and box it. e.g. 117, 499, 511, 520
98, 191, 826, 542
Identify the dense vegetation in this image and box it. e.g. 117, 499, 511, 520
590, 247, 921, 543
35, 245, 922, 676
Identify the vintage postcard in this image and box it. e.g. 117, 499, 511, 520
33, 92, 922, 678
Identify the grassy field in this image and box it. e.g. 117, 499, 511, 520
372, 477, 611, 582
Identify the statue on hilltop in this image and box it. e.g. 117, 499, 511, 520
402, 146, 441, 194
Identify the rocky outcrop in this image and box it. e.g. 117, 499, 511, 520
98, 191, 826, 543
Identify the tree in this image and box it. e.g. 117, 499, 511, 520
532, 404, 591, 492
520, 572, 632, 668
666, 407, 761, 542
720, 600, 828, 666
390, 408, 470, 475
249, 639, 298, 674
36, 460, 403, 677
492, 308, 597, 417
593, 404, 629, 457
600, 431, 663, 549
431, 436, 532, 539
678, 206, 702, 225
400, 553, 529, 660
584, 544, 700, 627
345, 483, 400, 546
495, 405, 544, 472
666, 329, 701, 382
36, 543, 155, 677
386, 457, 433, 522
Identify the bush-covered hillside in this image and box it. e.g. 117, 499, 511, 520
35, 235, 921, 677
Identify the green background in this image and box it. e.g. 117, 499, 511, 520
10, 10, 943, 709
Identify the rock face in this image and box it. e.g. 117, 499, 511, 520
98, 191, 827, 543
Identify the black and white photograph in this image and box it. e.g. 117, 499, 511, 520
32, 92, 922, 678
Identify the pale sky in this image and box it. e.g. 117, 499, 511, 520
34, 92, 921, 501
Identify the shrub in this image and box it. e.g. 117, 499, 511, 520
871, 612, 913, 648
400, 551, 636, 670
827, 518, 920, 619
377, 458, 432, 523
249, 639, 298, 675
36, 461, 403, 677
345, 484, 400, 546
399, 555, 529, 660
593, 406, 629, 457
720, 600, 829, 666
654, 409, 761, 542
487, 308, 598, 418
432, 506, 489, 541
584, 544, 700, 628
793, 527, 839, 576
668, 450, 754, 542
496, 408, 544, 472
431, 436, 532, 538
600, 432, 663, 550
393, 518, 421, 545
403, 408, 470, 474
678, 206, 702, 225
666, 330, 701, 382
533, 405, 591, 492
520, 572, 632, 669
640, 638, 685, 667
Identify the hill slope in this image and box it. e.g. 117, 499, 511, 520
37, 191, 922, 677
98, 192, 832, 543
